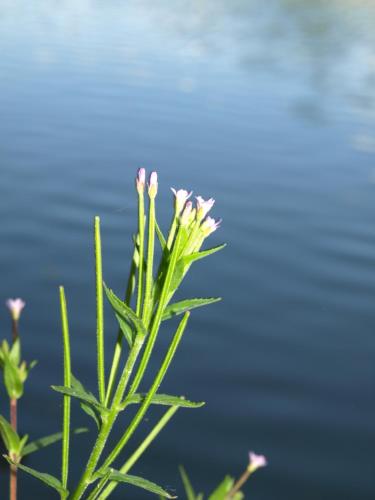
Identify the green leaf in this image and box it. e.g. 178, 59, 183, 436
98, 469, 176, 498
0, 415, 20, 454
4, 457, 68, 496
9, 338, 21, 366
3, 354, 23, 399
162, 297, 221, 320
123, 393, 204, 409
179, 466, 196, 500
183, 243, 226, 266
22, 428, 88, 457
207, 475, 243, 500
155, 219, 167, 252
80, 402, 101, 430
104, 284, 147, 338
115, 313, 133, 348
51, 386, 104, 411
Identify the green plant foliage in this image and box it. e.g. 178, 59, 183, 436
122, 393, 205, 409
97, 469, 176, 498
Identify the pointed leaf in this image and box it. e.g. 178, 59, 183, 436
179, 466, 196, 500
115, 313, 134, 348
162, 297, 221, 320
51, 386, 105, 411
3, 354, 23, 399
208, 475, 236, 500
183, 243, 226, 267
9, 338, 21, 365
104, 284, 147, 338
98, 469, 176, 498
155, 220, 167, 252
0, 416, 20, 453
123, 393, 204, 409
4, 457, 68, 496
22, 428, 88, 457
80, 402, 101, 430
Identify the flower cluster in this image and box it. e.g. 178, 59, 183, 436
170, 184, 221, 252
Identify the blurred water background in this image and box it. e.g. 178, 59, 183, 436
1, 1, 375, 498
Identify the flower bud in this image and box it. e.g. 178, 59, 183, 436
180, 201, 193, 226
196, 196, 215, 221
247, 451, 267, 474
148, 171, 158, 198
200, 216, 221, 236
171, 188, 193, 214
136, 168, 146, 193
6, 298, 26, 322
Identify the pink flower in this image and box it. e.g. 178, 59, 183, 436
200, 216, 222, 236
148, 171, 158, 198
196, 196, 215, 220
171, 188, 193, 213
6, 298, 26, 322
248, 451, 267, 473
136, 168, 146, 193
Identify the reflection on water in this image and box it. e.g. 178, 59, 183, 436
0, 1, 375, 499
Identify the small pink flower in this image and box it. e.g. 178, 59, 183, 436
6, 298, 26, 322
196, 196, 215, 220
148, 171, 158, 198
171, 188, 193, 213
248, 451, 267, 473
136, 168, 146, 193
200, 216, 222, 236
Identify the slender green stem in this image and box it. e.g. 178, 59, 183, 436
129, 226, 183, 397
105, 242, 138, 407
94, 217, 105, 404
99, 312, 189, 471
143, 197, 155, 323
86, 470, 111, 500
100, 406, 179, 499
136, 194, 145, 317
59, 286, 71, 496
71, 336, 144, 500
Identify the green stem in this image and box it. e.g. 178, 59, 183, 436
143, 197, 155, 323
99, 312, 189, 472
59, 287, 71, 495
105, 240, 138, 407
100, 406, 179, 499
94, 217, 105, 404
129, 226, 183, 397
70, 336, 144, 500
136, 193, 145, 317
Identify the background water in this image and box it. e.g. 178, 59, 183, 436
1, 1, 375, 498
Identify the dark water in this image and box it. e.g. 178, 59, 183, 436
1, 1, 375, 498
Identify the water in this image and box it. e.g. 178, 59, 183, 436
1, 1, 375, 498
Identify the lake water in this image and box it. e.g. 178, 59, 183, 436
1, 1, 375, 498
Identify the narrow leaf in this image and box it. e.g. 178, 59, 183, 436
0, 415, 20, 453
4, 458, 68, 496
51, 386, 105, 411
207, 475, 236, 500
3, 354, 23, 399
104, 284, 147, 338
183, 243, 226, 266
179, 466, 196, 500
80, 402, 101, 430
155, 219, 167, 252
98, 470, 176, 498
162, 297, 221, 320
22, 428, 88, 457
115, 313, 133, 348
123, 393, 204, 409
